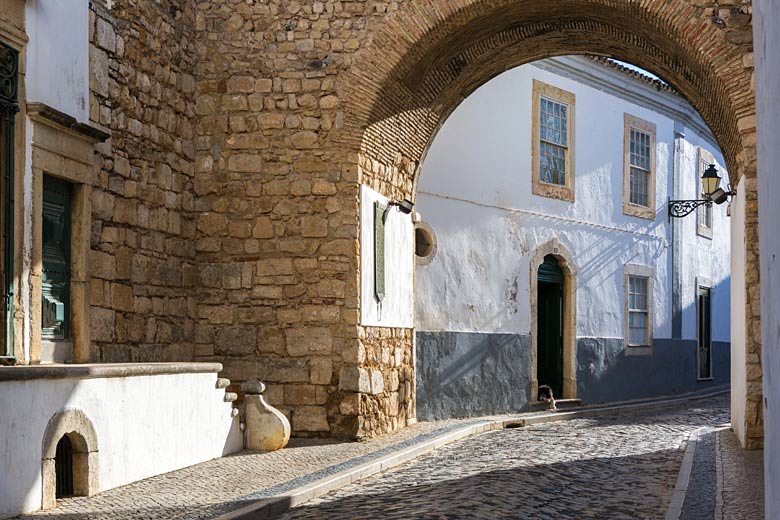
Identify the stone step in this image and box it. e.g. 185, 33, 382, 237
216, 377, 231, 389
528, 398, 583, 411
224, 392, 238, 403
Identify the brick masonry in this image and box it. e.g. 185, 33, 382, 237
86, 0, 759, 440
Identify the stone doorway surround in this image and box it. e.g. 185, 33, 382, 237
529, 239, 577, 401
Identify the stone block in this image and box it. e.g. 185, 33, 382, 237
339, 393, 361, 416
227, 153, 262, 173
285, 384, 317, 405
285, 327, 333, 356
310, 358, 333, 384
90, 307, 116, 342
301, 216, 328, 237
370, 369, 384, 395
339, 365, 370, 392
292, 406, 329, 432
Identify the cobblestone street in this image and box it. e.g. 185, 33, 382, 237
280, 395, 730, 520
18, 394, 747, 520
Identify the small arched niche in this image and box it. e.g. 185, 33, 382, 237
41, 408, 99, 509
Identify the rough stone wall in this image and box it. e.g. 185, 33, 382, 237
743, 176, 764, 448
88, 0, 199, 362
80, 0, 759, 440
191, 1, 369, 437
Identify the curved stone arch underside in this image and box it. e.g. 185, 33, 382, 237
342, 0, 755, 199
41, 408, 100, 509
529, 238, 578, 401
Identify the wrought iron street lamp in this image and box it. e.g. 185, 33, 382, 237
667, 164, 735, 221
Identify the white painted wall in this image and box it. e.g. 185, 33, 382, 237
0, 369, 242, 518
360, 185, 414, 328
755, 1, 780, 516
416, 57, 730, 344
730, 177, 747, 445
25, 0, 90, 122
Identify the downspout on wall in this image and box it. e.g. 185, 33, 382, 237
671, 121, 685, 340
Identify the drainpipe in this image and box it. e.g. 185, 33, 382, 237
671, 122, 685, 339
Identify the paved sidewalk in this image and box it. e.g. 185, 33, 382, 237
715, 428, 764, 520
18, 391, 729, 520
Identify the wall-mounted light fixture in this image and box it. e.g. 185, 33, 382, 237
667, 164, 735, 220
382, 199, 414, 224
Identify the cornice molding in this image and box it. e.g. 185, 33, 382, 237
532, 56, 719, 151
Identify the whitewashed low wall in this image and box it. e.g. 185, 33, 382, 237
0, 363, 242, 519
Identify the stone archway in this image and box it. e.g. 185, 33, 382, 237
529, 239, 577, 402
194, 0, 759, 442
339, 0, 759, 441
41, 408, 99, 509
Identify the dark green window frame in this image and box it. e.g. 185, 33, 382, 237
42, 176, 72, 340
0, 42, 18, 362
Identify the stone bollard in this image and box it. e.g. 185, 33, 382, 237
241, 380, 290, 451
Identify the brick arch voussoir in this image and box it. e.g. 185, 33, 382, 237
343, 0, 754, 198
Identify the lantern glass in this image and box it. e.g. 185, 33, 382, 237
702, 164, 721, 196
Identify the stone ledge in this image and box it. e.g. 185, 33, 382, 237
0, 362, 224, 382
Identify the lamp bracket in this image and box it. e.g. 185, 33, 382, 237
667, 197, 712, 221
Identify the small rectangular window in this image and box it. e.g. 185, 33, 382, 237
629, 128, 651, 207
627, 275, 649, 346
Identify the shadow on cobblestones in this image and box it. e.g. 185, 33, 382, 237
277, 449, 681, 520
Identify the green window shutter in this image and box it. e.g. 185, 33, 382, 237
42, 175, 72, 339
374, 201, 386, 302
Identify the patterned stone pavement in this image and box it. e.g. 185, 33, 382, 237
19, 418, 472, 520
18, 394, 735, 520
715, 428, 764, 520
280, 395, 730, 520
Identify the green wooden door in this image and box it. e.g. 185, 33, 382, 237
42, 175, 71, 339
537, 255, 564, 398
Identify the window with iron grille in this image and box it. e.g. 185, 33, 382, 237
628, 275, 649, 346
629, 128, 651, 207
539, 97, 568, 186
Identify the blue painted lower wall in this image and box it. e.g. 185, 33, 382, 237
415, 331, 730, 421
576, 337, 731, 404
415, 331, 531, 421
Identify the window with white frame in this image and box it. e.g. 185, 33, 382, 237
628, 276, 649, 345
629, 128, 651, 206
624, 264, 654, 348
622, 114, 656, 219
539, 97, 568, 186
532, 80, 575, 202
